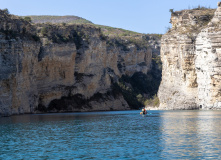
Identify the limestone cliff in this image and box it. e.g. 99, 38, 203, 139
158, 3, 221, 110
0, 10, 161, 116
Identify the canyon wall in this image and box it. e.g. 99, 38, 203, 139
158, 3, 221, 110
0, 10, 160, 116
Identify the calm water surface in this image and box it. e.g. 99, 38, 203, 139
0, 110, 221, 159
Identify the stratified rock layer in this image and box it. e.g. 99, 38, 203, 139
0, 10, 160, 116
158, 4, 221, 110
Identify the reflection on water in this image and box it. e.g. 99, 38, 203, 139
160, 111, 221, 159
0, 111, 220, 159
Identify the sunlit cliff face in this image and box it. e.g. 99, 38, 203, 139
158, 4, 221, 110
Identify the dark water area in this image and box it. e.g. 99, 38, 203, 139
0, 110, 221, 159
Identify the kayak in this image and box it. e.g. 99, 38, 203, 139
140, 111, 147, 115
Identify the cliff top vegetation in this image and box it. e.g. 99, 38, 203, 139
170, 5, 215, 14
0, 8, 161, 53
167, 8, 216, 36
94, 24, 162, 38
20, 15, 162, 38
17, 14, 161, 50
21, 15, 93, 24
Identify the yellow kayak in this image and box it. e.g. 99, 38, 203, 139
140, 111, 147, 115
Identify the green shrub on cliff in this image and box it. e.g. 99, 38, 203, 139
192, 5, 211, 10
144, 95, 160, 107
152, 55, 162, 70
2, 8, 9, 14
40, 27, 48, 36
169, 9, 174, 14
24, 16, 32, 23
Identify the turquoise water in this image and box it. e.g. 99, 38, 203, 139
0, 110, 221, 159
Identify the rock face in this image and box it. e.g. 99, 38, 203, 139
0, 10, 160, 116
158, 4, 221, 110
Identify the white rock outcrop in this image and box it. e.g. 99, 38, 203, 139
158, 4, 221, 110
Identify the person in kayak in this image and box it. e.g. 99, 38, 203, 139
142, 107, 147, 114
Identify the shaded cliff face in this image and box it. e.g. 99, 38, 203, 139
159, 4, 221, 110
0, 10, 161, 116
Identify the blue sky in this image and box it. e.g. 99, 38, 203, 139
0, 0, 219, 34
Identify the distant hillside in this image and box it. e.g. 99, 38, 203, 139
94, 24, 142, 37
95, 24, 162, 38
21, 15, 161, 39
21, 15, 93, 24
